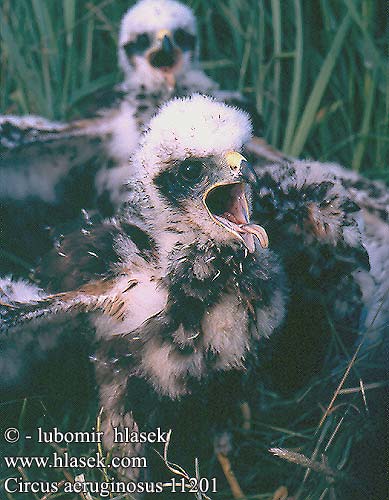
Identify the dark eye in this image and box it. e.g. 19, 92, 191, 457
173, 29, 196, 51
179, 159, 203, 181
136, 33, 151, 51
123, 33, 150, 57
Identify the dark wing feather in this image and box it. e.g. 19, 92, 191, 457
0, 83, 125, 150
0, 116, 68, 151
0, 123, 114, 272
335, 168, 389, 222
33, 209, 156, 293
0, 214, 155, 393
248, 161, 370, 389
33, 213, 121, 292
73, 85, 127, 119
249, 161, 370, 297
0, 280, 115, 334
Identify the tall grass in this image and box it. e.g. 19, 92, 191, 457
0, 0, 387, 176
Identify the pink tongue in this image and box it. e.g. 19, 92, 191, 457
241, 232, 256, 253
240, 224, 269, 250
215, 215, 269, 252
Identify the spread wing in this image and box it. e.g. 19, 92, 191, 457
0, 81, 126, 151
0, 274, 125, 393
0, 212, 155, 392
249, 161, 370, 293
0, 115, 69, 151
0, 278, 122, 334
0, 113, 125, 272
247, 160, 374, 390
0, 220, 152, 333
33, 208, 155, 293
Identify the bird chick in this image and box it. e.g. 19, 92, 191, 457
1, 95, 287, 485
0, 0, 280, 274
119, 0, 205, 93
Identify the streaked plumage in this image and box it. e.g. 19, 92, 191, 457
1, 96, 384, 492
1, 96, 287, 483
316, 164, 389, 337
250, 160, 389, 349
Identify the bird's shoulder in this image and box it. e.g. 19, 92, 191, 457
34, 210, 157, 293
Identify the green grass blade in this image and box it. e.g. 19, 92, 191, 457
343, 0, 386, 74
282, 0, 303, 153
238, 22, 253, 92
270, 0, 281, 147
31, 0, 56, 116
255, 1, 265, 116
0, 13, 45, 112
82, 16, 95, 87
289, 13, 352, 157
61, 0, 76, 115
352, 72, 376, 171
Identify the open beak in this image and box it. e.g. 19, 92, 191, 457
147, 30, 181, 89
203, 180, 269, 253
147, 30, 182, 90
149, 34, 176, 69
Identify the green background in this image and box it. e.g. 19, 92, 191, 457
1, 0, 387, 176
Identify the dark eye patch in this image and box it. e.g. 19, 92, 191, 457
173, 28, 196, 51
123, 33, 151, 58
154, 159, 206, 208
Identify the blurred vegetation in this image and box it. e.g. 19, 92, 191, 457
0, 0, 388, 176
